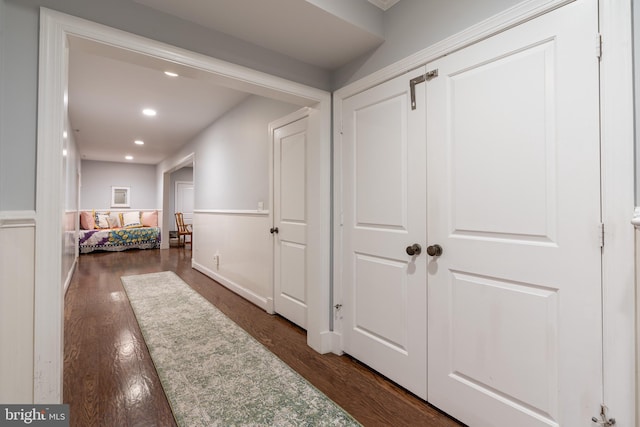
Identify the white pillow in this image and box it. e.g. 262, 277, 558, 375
121, 211, 142, 228
109, 212, 122, 228
96, 213, 110, 229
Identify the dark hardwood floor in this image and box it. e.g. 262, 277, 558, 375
64, 247, 463, 426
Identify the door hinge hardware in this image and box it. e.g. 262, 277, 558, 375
410, 69, 438, 110
599, 223, 604, 248
334, 303, 342, 311
596, 33, 603, 60
592, 404, 615, 426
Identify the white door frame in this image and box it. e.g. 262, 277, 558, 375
36, 8, 332, 403
333, 0, 635, 424
161, 153, 195, 249
598, 1, 636, 423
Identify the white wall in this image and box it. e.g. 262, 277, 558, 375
0, 1, 38, 211
0, 216, 35, 403
159, 95, 298, 305
160, 95, 298, 211
333, 0, 524, 88
194, 96, 296, 210
81, 160, 157, 210
192, 212, 272, 310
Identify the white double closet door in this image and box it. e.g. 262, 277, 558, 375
341, 1, 602, 425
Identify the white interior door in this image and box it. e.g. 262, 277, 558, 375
273, 117, 309, 329
425, 1, 602, 425
175, 181, 194, 224
341, 70, 428, 399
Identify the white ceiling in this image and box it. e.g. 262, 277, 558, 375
69, 38, 251, 164
367, 0, 401, 11
133, 0, 387, 69
69, 0, 399, 165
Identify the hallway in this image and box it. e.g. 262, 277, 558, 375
63, 248, 462, 426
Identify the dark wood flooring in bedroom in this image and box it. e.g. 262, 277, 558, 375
64, 247, 463, 427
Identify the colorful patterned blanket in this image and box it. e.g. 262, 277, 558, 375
79, 227, 161, 254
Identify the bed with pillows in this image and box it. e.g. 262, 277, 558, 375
78, 210, 161, 254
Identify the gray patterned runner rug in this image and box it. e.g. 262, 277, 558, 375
121, 271, 359, 427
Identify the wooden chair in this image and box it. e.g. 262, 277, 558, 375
174, 212, 193, 250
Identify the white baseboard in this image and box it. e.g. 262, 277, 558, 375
63, 257, 77, 295
310, 330, 335, 355
330, 331, 344, 356
192, 260, 272, 313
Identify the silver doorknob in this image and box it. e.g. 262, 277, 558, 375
406, 244, 422, 256
426, 244, 443, 257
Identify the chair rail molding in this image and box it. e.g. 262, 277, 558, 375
194, 209, 270, 216
0, 211, 37, 228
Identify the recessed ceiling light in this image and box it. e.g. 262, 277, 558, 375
125, 155, 133, 160
134, 140, 145, 145
63, 131, 68, 139
142, 108, 157, 117
62, 149, 68, 157
164, 71, 179, 77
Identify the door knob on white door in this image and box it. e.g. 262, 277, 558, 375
406, 244, 422, 256
426, 244, 443, 257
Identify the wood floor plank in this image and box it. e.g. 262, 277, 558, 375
64, 247, 463, 426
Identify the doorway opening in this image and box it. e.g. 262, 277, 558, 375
36, 8, 332, 402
